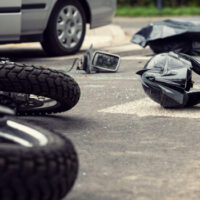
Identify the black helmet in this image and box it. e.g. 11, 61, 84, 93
136, 52, 200, 108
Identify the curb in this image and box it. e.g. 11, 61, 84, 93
82, 24, 126, 49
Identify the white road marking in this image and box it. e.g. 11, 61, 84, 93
99, 98, 200, 119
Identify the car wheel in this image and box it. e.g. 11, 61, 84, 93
41, 0, 86, 56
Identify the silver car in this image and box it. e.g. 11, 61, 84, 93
0, 0, 116, 56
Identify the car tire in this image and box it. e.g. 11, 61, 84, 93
41, 0, 86, 56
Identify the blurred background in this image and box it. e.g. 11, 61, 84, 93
117, 0, 200, 16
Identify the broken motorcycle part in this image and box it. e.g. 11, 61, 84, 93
136, 52, 200, 108
0, 105, 78, 200
73, 45, 120, 73
131, 18, 200, 55
0, 61, 80, 115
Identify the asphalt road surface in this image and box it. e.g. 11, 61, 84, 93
0, 18, 200, 200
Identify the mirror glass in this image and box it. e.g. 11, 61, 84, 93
92, 52, 120, 71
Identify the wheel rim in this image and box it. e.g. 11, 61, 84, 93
0, 118, 49, 147
56, 5, 83, 49
0, 92, 61, 113
19, 95, 60, 111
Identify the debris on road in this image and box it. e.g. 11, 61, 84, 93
136, 52, 200, 108
68, 45, 120, 74
131, 18, 200, 55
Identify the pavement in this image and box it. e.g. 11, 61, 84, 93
1, 17, 200, 200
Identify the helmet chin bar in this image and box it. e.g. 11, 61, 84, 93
137, 52, 200, 108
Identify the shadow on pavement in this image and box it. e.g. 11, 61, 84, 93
22, 115, 97, 133
0, 48, 46, 59
0, 47, 86, 60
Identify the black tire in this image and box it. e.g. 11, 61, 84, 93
0, 61, 81, 115
41, 0, 86, 56
0, 117, 78, 200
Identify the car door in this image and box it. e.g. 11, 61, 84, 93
21, 0, 53, 36
87, 0, 116, 28
0, 0, 22, 42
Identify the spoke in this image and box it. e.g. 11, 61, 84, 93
75, 23, 83, 32
59, 10, 67, 21
67, 37, 72, 47
67, 6, 73, 18
58, 33, 65, 43
72, 35, 79, 43
57, 22, 65, 31
73, 11, 80, 22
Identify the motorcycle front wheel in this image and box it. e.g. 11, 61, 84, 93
0, 61, 80, 115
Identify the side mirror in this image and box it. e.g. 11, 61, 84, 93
92, 52, 120, 72
76, 45, 120, 74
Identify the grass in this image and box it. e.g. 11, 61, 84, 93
116, 6, 200, 17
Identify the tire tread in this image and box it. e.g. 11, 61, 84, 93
0, 62, 80, 115
0, 133, 78, 200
